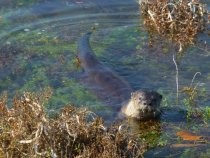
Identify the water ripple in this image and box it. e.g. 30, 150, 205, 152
0, 1, 140, 40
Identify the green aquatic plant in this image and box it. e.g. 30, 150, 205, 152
140, 130, 167, 148
103, 27, 140, 48
182, 86, 200, 119
203, 106, 210, 123
21, 67, 49, 91
45, 78, 105, 114
130, 120, 167, 148
14, 0, 36, 7
182, 72, 208, 121
0, 0, 36, 8
0, 77, 12, 90
180, 148, 197, 158
0, 14, 12, 31
200, 148, 210, 158
172, 55, 208, 122
7, 30, 77, 57
182, 73, 200, 120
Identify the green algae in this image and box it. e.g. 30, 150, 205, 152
0, 77, 13, 90
0, 28, 103, 111
7, 30, 77, 57
90, 27, 143, 58
14, 0, 36, 7
42, 77, 105, 112
203, 106, 210, 123
61, 78, 98, 104
103, 27, 140, 48
0, 0, 36, 8
140, 130, 164, 148
21, 67, 49, 91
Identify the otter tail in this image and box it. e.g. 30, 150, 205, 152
78, 32, 99, 70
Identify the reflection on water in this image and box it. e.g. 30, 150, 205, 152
0, 0, 209, 157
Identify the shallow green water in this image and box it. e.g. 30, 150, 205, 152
0, 0, 210, 157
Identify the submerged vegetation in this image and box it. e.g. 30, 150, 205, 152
181, 72, 204, 120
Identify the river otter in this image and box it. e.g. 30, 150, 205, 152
78, 32, 162, 120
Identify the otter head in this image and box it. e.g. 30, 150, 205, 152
122, 90, 162, 120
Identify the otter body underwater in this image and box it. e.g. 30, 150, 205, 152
78, 32, 162, 120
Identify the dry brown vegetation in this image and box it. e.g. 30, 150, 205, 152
0, 89, 145, 158
139, 0, 208, 52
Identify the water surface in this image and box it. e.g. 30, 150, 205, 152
0, 0, 210, 157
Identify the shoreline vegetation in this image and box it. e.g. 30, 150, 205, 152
0, 89, 145, 158
139, 0, 208, 52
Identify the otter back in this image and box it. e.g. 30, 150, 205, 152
78, 32, 132, 106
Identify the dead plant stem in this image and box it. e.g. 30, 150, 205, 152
173, 54, 179, 104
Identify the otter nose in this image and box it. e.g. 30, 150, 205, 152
143, 102, 147, 106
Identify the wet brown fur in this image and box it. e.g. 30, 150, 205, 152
78, 32, 162, 120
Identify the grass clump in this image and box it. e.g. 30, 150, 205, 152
181, 72, 209, 123
0, 90, 144, 158
182, 85, 202, 120
203, 106, 210, 123
139, 0, 208, 52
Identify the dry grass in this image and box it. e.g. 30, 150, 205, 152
139, 0, 208, 52
0, 89, 145, 158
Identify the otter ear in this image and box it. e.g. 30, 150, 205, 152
131, 92, 135, 98
131, 91, 138, 99
131, 92, 133, 96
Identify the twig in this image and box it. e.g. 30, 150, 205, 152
147, 10, 159, 33
190, 72, 201, 86
173, 54, 179, 104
